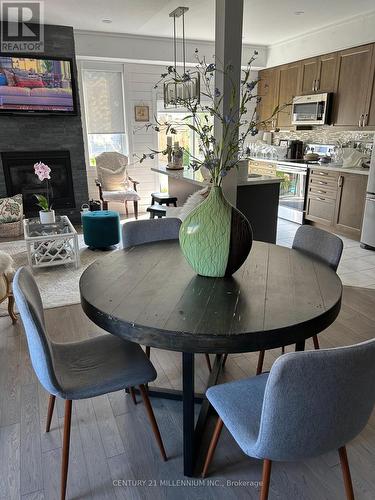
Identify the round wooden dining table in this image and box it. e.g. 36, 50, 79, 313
80, 240, 342, 477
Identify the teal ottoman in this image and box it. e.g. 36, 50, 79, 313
82, 211, 120, 249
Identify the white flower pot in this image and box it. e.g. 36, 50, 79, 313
39, 210, 56, 224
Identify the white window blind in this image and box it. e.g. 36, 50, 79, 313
83, 70, 125, 134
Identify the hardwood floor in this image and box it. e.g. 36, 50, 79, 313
0, 286, 374, 499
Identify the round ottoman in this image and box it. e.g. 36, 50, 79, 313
82, 211, 120, 249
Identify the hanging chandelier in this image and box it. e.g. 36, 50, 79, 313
163, 6, 200, 108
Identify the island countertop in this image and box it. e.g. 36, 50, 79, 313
151, 164, 282, 186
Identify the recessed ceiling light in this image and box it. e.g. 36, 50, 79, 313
102, 19, 112, 24
294, 11, 304, 15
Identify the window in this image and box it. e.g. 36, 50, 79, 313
82, 69, 127, 165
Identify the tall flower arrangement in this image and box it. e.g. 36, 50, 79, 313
137, 50, 283, 186
34, 162, 52, 212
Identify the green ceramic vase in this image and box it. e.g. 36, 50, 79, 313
179, 186, 253, 277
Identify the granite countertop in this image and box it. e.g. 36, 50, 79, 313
248, 157, 370, 175
152, 164, 282, 186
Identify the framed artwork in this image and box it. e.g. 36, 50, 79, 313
134, 105, 150, 122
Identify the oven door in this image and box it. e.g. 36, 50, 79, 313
277, 165, 307, 224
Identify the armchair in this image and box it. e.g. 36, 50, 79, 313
95, 152, 140, 219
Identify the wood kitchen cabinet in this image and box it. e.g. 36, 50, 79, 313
333, 44, 374, 127
257, 68, 278, 129
365, 52, 375, 126
299, 53, 337, 94
305, 168, 368, 240
275, 62, 300, 127
334, 172, 368, 239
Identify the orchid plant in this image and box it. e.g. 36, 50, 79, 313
136, 49, 284, 187
34, 162, 52, 212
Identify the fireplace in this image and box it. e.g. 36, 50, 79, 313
2, 151, 75, 217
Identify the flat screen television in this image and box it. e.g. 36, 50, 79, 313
0, 54, 77, 114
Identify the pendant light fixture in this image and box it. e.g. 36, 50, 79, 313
163, 6, 200, 108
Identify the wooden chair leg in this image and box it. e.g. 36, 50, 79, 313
45, 394, 56, 432
145, 346, 151, 358
281, 346, 285, 354
139, 384, 167, 461
222, 353, 228, 368
204, 354, 212, 372
125, 201, 129, 217
260, 459, 272, 500
8, 294, 17, 324
313, 335, 320, 350
202, 417, 224, 478
134, 201, 138, 219
339, 446, 355, 500
256, 350, 265, 375
102, 201, 108, 210
129, 387, 137, 405
61, 400, 72, 500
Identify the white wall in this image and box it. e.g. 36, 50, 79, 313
267, 11, 375, 67
74, 30, 267, 69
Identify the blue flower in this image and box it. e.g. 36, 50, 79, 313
214, 87, 221, 97
247, 80, 257, 92
220, 170, 227, 177
206, 63, 216, 73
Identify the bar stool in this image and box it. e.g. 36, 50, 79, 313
151, 192, 178, 207
146, 205, 167, 219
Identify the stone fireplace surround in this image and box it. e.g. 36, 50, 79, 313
0, 24, 88, 223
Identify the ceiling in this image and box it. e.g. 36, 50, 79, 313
33, 0, 375, 46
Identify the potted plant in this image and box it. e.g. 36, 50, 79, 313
138, 51, 283, 277
33, 162, 55, 224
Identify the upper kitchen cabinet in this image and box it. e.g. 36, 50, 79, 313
257, 67, 278, 130
276, 62, 301, 128
299, 53, 337, 94
332, 44, 374, 127
365, 50, 375, 127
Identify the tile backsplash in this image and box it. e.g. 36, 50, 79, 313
272, 129, 374, 147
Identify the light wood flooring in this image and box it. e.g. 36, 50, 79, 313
0, 285, 375, 499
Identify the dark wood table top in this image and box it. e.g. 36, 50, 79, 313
80, 240, 342, 354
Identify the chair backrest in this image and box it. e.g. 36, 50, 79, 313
96, 152, 129, 191
255, 339, 375, 461
122, 218, 181, 249
13, 267, 61, 396
292, 225, 343, 271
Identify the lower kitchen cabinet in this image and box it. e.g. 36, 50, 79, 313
305, 169, 368, 240
334, 173, 368, 239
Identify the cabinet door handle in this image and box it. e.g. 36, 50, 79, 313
318, 181, 328, 185
318, 171, 328, 176
315, 79, 320, 91
317, 190, 326, 194
338, 175, 343, 188
359, 114, 364, 127
316, 197, 325, 201
312, 80, 316, 92
363, 113, 368, 126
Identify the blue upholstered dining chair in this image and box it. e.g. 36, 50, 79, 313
202, 339, 375, 500
256, 225, 344, 375
122, 218, 213, 373
13, 267, 167, 500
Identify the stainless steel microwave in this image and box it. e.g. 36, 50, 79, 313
291, 93, 332, 125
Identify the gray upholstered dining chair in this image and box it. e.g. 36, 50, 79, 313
256, 225, 343, 374
122, 218, 213, 372
203, 339, 375, 500
13, 267, 167, 500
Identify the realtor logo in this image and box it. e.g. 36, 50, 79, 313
1, 1, 44, 52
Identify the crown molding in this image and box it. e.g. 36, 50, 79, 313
268, 9, 375, 49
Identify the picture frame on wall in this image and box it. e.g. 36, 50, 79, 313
134, 105, 150, 122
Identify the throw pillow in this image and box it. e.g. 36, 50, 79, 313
0, 194, 23, 223
177, 187, 210, 220
3, 69, 16, 86
0, 73, 7, 86
15, 75, 44, 88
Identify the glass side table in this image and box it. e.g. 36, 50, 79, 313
23, 216, 80, 270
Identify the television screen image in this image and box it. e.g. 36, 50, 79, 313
0, 56, 76, 113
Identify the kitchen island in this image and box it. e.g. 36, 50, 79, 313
152, 164, 281, 243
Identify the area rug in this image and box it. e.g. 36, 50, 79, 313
0, 235, 119, 317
